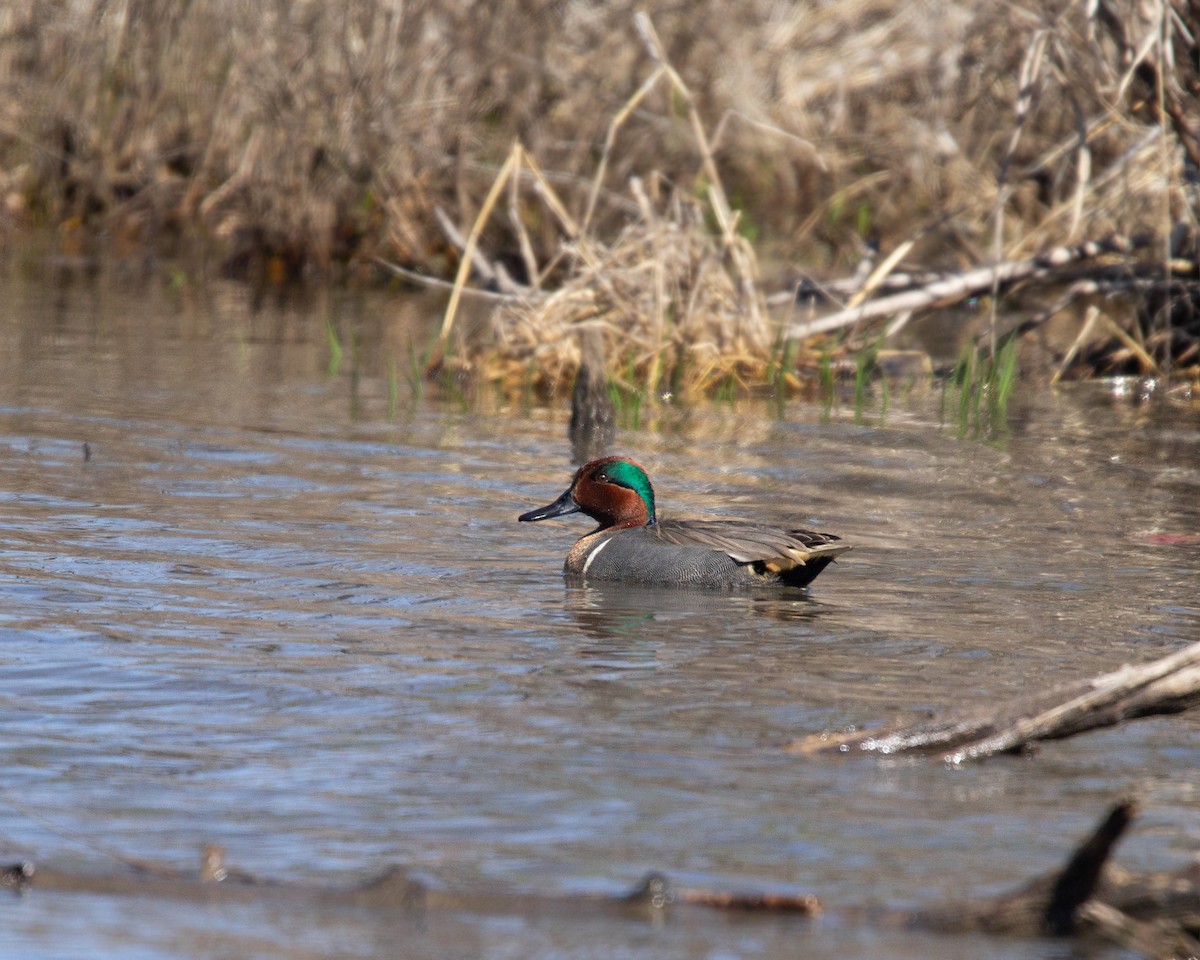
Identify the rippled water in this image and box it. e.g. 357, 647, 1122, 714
1, 268, 1198, 959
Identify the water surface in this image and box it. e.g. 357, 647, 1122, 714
1, 269, 1198, 959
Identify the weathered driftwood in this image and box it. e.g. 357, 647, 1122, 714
783, 235, 1146, 340
788, 640, 1200, 762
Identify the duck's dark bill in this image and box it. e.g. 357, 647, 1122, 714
518, 487, 580, 522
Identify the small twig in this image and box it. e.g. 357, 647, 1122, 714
709, 109, 827, 171
846, 239, 915, 310
674, 887, 823, 914
372, 258, 526, 303
582, 65, 667, 235
519, 147, 581, 240
1051, 304, 1102, 385
507, 149, 542, 292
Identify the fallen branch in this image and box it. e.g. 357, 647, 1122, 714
788, 640, 1200, 762
784, 236, 1144, 340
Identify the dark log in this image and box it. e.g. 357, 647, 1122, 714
912, 801, 1200, 956
913, 800, 1137, 936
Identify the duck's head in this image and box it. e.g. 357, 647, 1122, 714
518, 456, 656, 530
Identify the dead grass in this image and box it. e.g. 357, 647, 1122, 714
480, 179, 770, 399
0, 0, 1195, 385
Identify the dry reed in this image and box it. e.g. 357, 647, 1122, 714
476, 171, 772, 398
0, 0, 1195, 384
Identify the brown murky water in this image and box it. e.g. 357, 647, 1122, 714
1, 266, 1198, 959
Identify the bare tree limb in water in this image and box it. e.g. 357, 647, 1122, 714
787, 641, 1200, 761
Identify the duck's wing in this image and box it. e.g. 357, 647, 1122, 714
653, 519, 851, 570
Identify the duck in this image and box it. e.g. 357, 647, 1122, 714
518, 456, 850, 589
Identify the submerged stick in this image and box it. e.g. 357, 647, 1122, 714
788, 640, 1200, 761
1, 857, 820, 920
8, 801, 1199, 955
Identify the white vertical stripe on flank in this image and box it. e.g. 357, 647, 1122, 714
581, 538, 612, 577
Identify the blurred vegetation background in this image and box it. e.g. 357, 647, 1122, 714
0, 1, 1196, 392
0, 1, 1192, 275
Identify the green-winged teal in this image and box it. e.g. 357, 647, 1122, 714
518, 456, 850, 588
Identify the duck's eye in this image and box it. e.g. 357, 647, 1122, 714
595, 472, 609, 483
